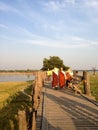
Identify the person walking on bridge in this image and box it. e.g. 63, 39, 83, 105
46, 69, 52, 81
59, 67, 66, 88
52, 67, 59, 89
66, 69, 73, 88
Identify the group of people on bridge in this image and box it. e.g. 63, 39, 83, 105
46, 67, 73, 90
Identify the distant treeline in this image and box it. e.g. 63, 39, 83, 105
0, 69, 39, 72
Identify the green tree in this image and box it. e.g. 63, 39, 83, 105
41, 56, 69, 70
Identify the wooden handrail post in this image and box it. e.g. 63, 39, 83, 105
32, 111, 36, 130
18, 111, 27, 130
73, 70, 78, 76
83, 71, 91, 96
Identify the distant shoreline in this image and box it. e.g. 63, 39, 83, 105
0, 72, 35, 75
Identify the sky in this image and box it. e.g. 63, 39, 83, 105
0, 0, 98, 70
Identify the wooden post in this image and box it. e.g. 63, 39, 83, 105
18, 111, 27, 130
32, 111, 36, 130
73, 70, 78, 76
83, 71, 91, 96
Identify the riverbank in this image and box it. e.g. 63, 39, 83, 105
0, 81, 33, 109
0, 70, 43, 76
0, 71, 35, 75
0, 81, 33, 129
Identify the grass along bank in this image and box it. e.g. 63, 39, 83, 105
0, 81, 33, 109
80, 72, 98, 101
90, 73, 98, 101
0, 81, 33, 130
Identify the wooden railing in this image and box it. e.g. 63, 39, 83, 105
18, 71, 46, 130
69, 71, 91, 96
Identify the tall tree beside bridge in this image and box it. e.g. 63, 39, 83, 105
41, 56, 69, 71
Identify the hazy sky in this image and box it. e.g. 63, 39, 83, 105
0, 0, 98, 70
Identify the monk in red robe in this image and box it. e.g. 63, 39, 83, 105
52, 67, 59, 89
59, 67, 66, 88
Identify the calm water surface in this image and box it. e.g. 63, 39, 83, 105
0, 74, 35, 82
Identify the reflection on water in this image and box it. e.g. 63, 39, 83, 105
0, 74, 35, 82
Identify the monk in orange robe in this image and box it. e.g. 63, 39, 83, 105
59, 67, 66, 88
52, 67, 59, 89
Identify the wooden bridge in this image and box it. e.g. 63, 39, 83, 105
36, 81, 98, 130
18, 71, 98, 130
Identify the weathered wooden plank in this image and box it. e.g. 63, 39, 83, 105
36, 81, 98, 130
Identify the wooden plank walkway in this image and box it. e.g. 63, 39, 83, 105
36, 82, 98, 130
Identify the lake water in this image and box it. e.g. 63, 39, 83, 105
0, 74, 35, 82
